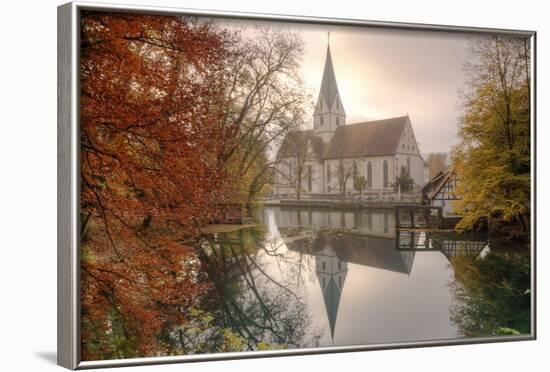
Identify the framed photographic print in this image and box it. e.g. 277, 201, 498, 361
57, 1, 536, 369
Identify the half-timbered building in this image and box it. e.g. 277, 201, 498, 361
421, 169, 460, 217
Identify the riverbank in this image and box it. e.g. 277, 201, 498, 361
262, 199, 422, 209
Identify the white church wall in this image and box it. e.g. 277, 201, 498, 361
323, 156, 396, 193
395, 153, 426, 189
272, 208, 396, 239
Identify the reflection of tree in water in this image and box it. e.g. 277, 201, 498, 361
161, 227, 320, 354
450, 246, 531, 337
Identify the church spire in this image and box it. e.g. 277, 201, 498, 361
313, 34, 346, 143
319, 43, 341, 110
314, 234, 348, 343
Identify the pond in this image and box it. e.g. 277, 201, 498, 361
187, 206, 531, 353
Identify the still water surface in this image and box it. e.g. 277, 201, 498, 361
197, 207, 530, 351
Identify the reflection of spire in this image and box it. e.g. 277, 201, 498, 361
315, 244, 347, 342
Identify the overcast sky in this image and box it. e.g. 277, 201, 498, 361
215, 18, 473, 154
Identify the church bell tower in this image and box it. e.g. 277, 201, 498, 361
313, 35, 346, 143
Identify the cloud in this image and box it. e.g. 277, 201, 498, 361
213, 17, 472, 153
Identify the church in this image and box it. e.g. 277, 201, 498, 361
274, 42, 427, 196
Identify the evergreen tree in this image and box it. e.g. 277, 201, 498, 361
393, 166, 414, 192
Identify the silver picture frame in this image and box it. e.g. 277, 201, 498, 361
58, 1, 537, 369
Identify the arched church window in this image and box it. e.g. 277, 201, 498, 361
327, 163, 331, 184
320, 116, 324, 126
407, 157, 411, 174
336, 99, 339, 110
383, 160, 388, 188
336, 116, 340, 126
367, 161, 372, 188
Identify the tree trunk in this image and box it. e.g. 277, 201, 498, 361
81, 212, 92, 240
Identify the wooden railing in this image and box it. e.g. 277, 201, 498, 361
263, 190, 422, 203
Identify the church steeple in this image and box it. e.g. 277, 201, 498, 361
319, 45, 339, 110
315, 237, 348, 343
313, 35, 346, 143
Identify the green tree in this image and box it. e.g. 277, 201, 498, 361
453, 36, 530, 237
353, 176, 367, 200
393, 166, 414, 192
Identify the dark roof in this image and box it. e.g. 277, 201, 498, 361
322, 276, 342, 341
276, 129, 328, 160
286, 231, 414, 275
323, 116, 408, 159
319, 45, 341, 109
422, 169, 454, 200
318, 233, 414, 274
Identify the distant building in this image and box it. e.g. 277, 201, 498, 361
274, 43, 426, 196
425, 152, 449, 181
422, 169, 460, 217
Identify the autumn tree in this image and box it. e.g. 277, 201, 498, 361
80, 11, 239, 359
426, 153, 448, 181
218, 27, 310, 207
336, 160, 353, 199
453, 36, 531, 237
276, 131, 317, 200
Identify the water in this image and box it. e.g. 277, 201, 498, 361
191, 206, 531, 352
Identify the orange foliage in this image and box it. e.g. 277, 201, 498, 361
79, 11, 238, 359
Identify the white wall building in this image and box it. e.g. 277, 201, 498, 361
275, 43, 427, 196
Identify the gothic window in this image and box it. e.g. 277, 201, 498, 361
307, 166, 312, 191
336, 99, 339, 110
383, 160, 388, 188
353, 161, 358, 182
336, 116, 340, 126
322, 262, 326, 271
407, 157, 411, 174
367, 161, 372, 188
402, 143, 405, 150
327, 163, 331, 184
320, 100, 323, 110
320, 116, 324, 126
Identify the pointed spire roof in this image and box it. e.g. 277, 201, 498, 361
319, 44, 341, 109
322, 276, 342, 341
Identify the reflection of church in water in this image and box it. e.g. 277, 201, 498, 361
287, 231, 416, 341
266, 207, 488, 341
